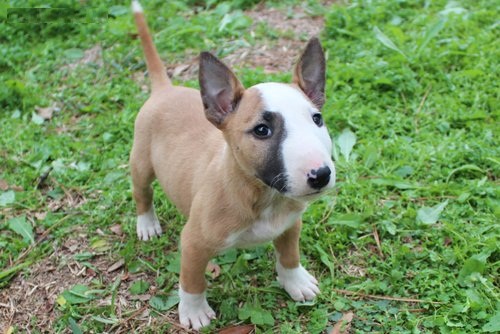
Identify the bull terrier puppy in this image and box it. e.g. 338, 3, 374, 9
130, 0, 335, 330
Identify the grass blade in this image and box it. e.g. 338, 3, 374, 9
373, 26, 406, 58
417, 18, 446, 56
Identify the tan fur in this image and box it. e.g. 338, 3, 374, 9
274, 220, 302, 269
131, 8, 308, 294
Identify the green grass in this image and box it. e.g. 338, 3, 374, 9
1, 0, 498, 333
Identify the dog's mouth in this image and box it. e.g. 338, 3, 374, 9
296, 191, 323, 200
256, 173, 289, 194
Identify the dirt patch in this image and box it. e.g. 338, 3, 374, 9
160, 2, 331, 82
63, 45, 103, 71
227, 4, 324, 73
0, 229, 182, 333
1, 233, 94, 331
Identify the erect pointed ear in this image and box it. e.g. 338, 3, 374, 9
199, 52, 244, 128
293, 38, 326, 109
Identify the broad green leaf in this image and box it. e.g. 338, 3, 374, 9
31, 112, 45, 125
8, 216, 34, 244
238, 303, 253, 321
373, 26, 406, 57
0, 190, 15, 206
251, 310, 274, 326
417, 18, 446, 55
91, 315, 119, 325
394, 165, 414, 178
230, 254, 249, 275
218, 248, 238, 264
337, 128, 356, 161
439, 3, 467, 16
315, 245, 334, 276
73, 252, 94, 261
328, 214, 363, 228
381, 220, 397, 235
68, 318, 83, 334
103, 171, 123, 184
417, 200, 448, 224
56, 295, 66, 306
371, 178, 418, 189
63, 48, 84, 60
308, 308, 328, 334
149, 294, 180, 311
332, 139, 340, 162
61, 284, 94, 304
482, 310, 500, 332
446, 164, 485, 183
363, 145, 378, 168
129, 280, 150, 295
90, 239, 111, 251
166, 252, 181, 274
465, 289, 483, 311
238, 303, 274, 326
0, 261, 32, 280
458, 252, 491, 286
219, 12, 251, 32
108, 5, 128, 17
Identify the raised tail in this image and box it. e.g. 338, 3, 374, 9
132, 0, 171, 91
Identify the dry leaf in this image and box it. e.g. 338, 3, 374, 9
0, 179, 9, 191
130, 294, 152, 301
80, 45, 103, 66
11, 185, 24, 191
172, 63, 191, 77
107, 259, 125, 273
109, 224, 123, 236
86, 268, 96, 277
34, 212, 47, 220
330, 311, 354, 334
218, 324, 255, 334
35, 105, 57, 120
64, 45, 103, 70
206, 262, 221, 279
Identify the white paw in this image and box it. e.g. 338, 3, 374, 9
178, 288, 216, 330
136, 206, 162, 241
276, 263, 320, 302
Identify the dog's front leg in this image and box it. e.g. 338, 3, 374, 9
178, 224, 216, 330
273, 220, 320, 301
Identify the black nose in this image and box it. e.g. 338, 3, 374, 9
307, 166, 331, 190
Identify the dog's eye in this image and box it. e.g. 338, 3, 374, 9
253, 124, 272, 138
312, 113, 323, 127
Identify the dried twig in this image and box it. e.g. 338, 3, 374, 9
372, 226, 383, 258
334, 289, 441, 304
416, 85, 432, 114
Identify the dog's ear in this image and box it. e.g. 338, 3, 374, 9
293, 38, 326, 110
199, 52, 244, 128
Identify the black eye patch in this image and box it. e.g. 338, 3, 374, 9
262, 111, 274, 122
254, 111, 288, 193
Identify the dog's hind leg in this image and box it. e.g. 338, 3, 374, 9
130, 146, 162, 241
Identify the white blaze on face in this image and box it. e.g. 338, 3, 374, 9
255, 83, 335, 197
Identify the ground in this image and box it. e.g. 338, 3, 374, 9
0, 0, 498, 333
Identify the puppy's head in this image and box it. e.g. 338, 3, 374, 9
199, 38, 335, 200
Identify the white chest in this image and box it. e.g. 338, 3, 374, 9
224, 208, 301, 249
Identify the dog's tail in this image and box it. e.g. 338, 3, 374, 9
131, 0, 171, 91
